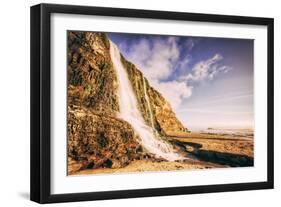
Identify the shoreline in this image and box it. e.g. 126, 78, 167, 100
68, 132, 253, 176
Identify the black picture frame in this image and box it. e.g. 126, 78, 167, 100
30, 3, 274, 204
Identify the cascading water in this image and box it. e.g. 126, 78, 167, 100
110, 41, 184, 161
143, 76, 155, 130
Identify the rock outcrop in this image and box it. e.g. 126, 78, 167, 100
67, 106, 147, 174
67, 31, 118, 114
67, 31, 188, 174
121, 56, 187, 136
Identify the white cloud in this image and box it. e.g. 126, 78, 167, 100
123, 37, 192, 109
126, 39, 151, 66
181, 54, 231, 82
119, 39, 230, 110
152, 80, 193, 109
125, 37, 179, 81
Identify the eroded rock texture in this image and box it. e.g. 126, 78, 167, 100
67, 31, 187, 174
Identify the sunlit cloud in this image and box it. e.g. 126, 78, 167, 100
120, 38, 231, 110
123, 37, 192, 108
152, 80, 193, 109
125, 37, 179, 80
180, 54, 231, 82
109, 33, 254, 129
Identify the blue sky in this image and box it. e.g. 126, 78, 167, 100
108, 32, 254, 130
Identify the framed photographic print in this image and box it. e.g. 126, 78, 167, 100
30, 3, 274, 203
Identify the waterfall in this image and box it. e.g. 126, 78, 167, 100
109, 41, 184, 161
143, 76, 155, 130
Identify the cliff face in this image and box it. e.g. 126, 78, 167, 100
67, 32, 143, 174
67, 32, 119, 114
67, 31, 187, 174
67, 106, 144, 174
121, 56, 187, 136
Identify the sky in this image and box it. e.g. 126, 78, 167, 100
108, 32, 254, 130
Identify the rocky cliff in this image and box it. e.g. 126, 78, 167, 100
120, 56, 187, 136
67, 31, 187, 174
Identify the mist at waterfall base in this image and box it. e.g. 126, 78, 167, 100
110, 41, 185, 161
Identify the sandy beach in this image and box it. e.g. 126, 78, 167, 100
69, 130, 253, 175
